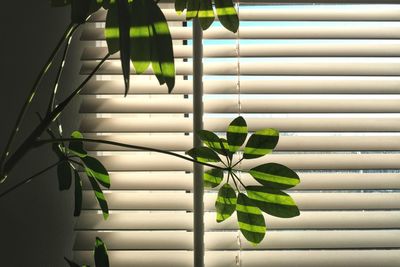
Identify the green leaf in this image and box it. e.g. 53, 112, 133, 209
149, 0, 175, 92
214, 0, 239, 33
219, 138, 232, 159
204, 168, 223, 188
249, 163, 300, 189
50, 0, 71, 7
198, 130, 229, 156
175, 0, 188, 15
105, 6, 119, 54
215, 183, 236, 222
246, 186, 300, 218
243, 128, 279, 159
82, 156, 110, 188
227, 116, 247, 153
186, 147, 221, 163
116, 0, 131, 96
88, 176, 109, 220
130, 0, 151, 74
186, 0, 199, 20
57, 161, 72, 191
68, 131, 87, 158
74, 170, 83, 217
236, 193, 266, 245
94, 237, 110, 267
52, 143, 67, 160
199, 0, 214, 30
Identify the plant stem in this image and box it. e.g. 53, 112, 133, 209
0, 23, 79, 183
232, 171, 246, 189
2, 54, 110, 179
35, 138, 226, 171
231, 157, 244, 169
0, 161, 61, 199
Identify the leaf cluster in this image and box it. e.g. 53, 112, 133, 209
186, 116, 301, 245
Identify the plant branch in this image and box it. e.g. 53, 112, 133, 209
0, 161, 61, 199
35, 138, 226, 170
2, 54, 110, 179
0, 23, 79, 183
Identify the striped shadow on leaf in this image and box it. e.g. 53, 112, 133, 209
88, 176, 109, 220
227, 116, 247, 153
186, 147, 221, 163
204, 168, 224, 188
197, 130, 229, 157
246, 185, 300, 218
236, 193, 266, 245
82, 156, 110, 188
215, 183, 237, 222
243, 128, 279, 159
249, 163, 300, 189
95, 236, 110, 267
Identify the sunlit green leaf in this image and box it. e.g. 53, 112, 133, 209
204, 168, 223, 188
236, 193, 266, 244
227, 116, 247, 153
68, 131, 87, 158
199, 0, 214, 30
215, 183, 236, 222
74, 170, 83, 217
249, 163, 300, 189
186, 0, 199, 20
149, 0, 175, 92
130, 0, 151, 74
94, 237, 110, 267
82, 156, 110, 188
57, 161, 72, 191
88, 176, 109, 220
214, 0, 239, 33
246, 186, 300, 218
116, 0, 131, 96
243, 128, 279, 159
186, 147, 221, 163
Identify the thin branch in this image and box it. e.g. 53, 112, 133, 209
2, 54, 110, 178
232, 171, 246, 189
35, 138, 227, 171
0, 23, 79, 182
0, 161, 61, 199
231, 157, 244, 169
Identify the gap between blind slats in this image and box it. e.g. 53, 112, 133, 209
80, 59, 400, 76
81, 78, 400, 95
80, 24, 400, 40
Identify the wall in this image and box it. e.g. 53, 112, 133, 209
0, 1, 85, 266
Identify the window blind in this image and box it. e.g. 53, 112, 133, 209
74, 3, 400, 267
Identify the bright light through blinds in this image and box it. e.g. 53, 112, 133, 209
74, 3, 400, 267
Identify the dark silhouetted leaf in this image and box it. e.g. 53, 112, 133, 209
249, 163, 300, 189
105, 6, 119, 54
82, 156, 110, 188
186, 0, 199, 20
199, 0, 214, 30
214, 0, 239, 33
243, 128, 279, 159
246, 185, 300, 218
88, 176, 109, 220
236, 193, 266, 244
64, 257, 80, 267
57, 161, 72, 191
227, 116, 247, 153
117, 0, 131, 96
175, 0, 188, 15
204, 168, 223, 188
74, 170, 83, 217
68, 131, 87, 158
215, 183, 236, 222
94, 237, 110, 267
186, 147, 221, 163
198, 130, 229, 156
